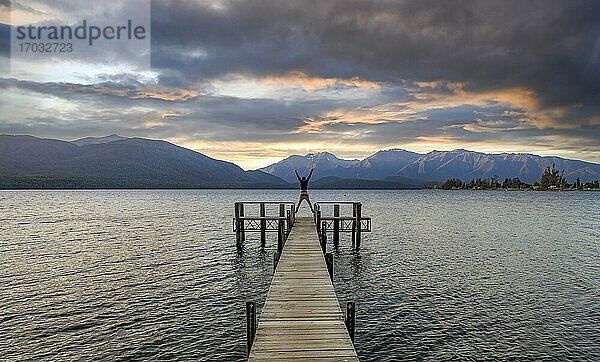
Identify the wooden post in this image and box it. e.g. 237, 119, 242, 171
273, 251, 280, 271
279, 203, 285, 218
333, 204, 340, 247
355, 203, 362, 250
277, 219, 285, 253
240, 203, 245, 241
291, 204, 295, 225
278, 203, 285, 250
325, 252, 333, 281
316, 209, 321, 236
235, 202, 241, 246
345, 301, 355, 343
321, 221, 327, 254
351, 203, 357, 246
286, 210, 291, 235
246, 301, 256, 355
260, 202, 266, 246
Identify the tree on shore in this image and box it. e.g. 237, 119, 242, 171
439, 178, 463, 189
471, 178, 491, 189
502, 177, 525, 189
584, 180, 600, 189
491, 175, 500, 189
435, 166, 600, 190
539, 163, 566, 189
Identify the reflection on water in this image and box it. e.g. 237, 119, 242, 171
1, 190, 599, 360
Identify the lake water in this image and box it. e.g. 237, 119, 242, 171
1, 190, 599, 360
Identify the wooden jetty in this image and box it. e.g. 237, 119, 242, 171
234, 201, 371, 360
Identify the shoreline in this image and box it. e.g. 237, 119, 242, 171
1, 187, 599, 192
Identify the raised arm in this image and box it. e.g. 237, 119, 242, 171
295, 169, 301, 181
307, 168, 314, 181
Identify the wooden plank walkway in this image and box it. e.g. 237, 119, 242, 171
248, 217, 358, 361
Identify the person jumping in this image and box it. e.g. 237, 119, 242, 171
295, 168, 314, 213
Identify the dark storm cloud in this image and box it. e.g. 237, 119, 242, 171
0, 77, 346, 141
316, 103, 600, 152
2, 0, 599, 165
151, 0, 600, 121
0, 77, 152, 101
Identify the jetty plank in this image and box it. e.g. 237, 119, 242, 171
248, 217, 358, 361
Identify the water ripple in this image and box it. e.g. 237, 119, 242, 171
0, 190, 599, 361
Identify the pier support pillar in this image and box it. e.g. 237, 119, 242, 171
260, 203, 266, 246
316, 209, 322, 236
320, 221, 327, 254
279, 203, 285, 219
277, 220, 285, 253
333, 204, 340, 246
351, 203, 356, 246
235, 203, 246, 247
355, 203, 362, 250
239, 203, 245, 241
235, 202, 241, 247
278, 203, 286, 251
246, 301, 256, 355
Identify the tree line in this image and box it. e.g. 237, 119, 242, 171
436, 164, 600, 190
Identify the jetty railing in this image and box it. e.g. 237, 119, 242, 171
314, 201, 370, 249
234, 201, 371, 250
233, 202, 296, 249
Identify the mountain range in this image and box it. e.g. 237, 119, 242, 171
1, 134, 599, 189
0, 135, 285, 188
261, 149, 600, 183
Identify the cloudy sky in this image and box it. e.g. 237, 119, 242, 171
1, 0, 599, 169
